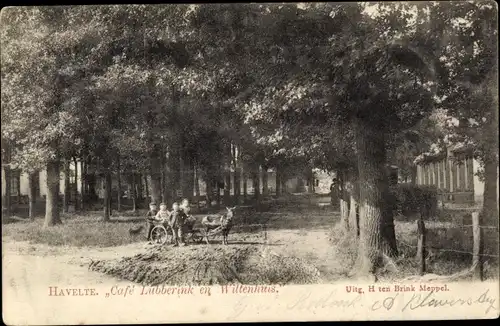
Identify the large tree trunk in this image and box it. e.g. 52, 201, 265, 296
481, 82, 499, 258
102, 170, 111, 222
28, 171, 37, 219
355, 120, 398, 277
44, 160, 62, 227
149, 146, 163, 205
63, 160, 70, 213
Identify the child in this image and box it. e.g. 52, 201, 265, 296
154, 203, 171, 223
145, 202, 158, 242
169, 202, 187, 247
180, 198, 197, 232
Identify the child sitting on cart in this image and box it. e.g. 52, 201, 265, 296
145, 202, 159, 243
180, 198, 196, 230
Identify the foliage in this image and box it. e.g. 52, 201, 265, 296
390, 184, 438, 218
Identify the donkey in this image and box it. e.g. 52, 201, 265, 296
202, 206, 236, 245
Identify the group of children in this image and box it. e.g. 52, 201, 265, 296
145, 198, 196, 247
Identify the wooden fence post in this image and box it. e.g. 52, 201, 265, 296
416, 217, 426, 275
472, 211, 484, 281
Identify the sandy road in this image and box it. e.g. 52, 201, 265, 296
2, 226, 336, 290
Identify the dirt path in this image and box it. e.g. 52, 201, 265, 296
2, 226, 337, 291
2, 237, 149, 290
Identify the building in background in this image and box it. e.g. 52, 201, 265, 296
414, 144, 499, 205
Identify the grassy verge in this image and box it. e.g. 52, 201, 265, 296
328, 218, 499, 281
2, 211, 148, 248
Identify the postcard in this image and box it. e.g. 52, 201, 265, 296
2, 2, 499, 324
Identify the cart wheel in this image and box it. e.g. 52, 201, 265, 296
191, 230, 204, 243
150, 226, 169, 245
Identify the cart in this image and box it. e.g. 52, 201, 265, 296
149, 218, 204, 245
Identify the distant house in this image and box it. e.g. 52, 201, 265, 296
1, 162, 83, 202
414, 144, 499, 205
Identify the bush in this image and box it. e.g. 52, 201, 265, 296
390, 184, 438, 219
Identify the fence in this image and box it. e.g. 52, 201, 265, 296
400, 211, 499, 281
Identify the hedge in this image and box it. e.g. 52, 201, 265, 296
389, 183, 438, 219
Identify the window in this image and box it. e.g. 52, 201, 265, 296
315, 179, 319, 187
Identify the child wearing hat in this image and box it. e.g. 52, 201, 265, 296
145, 202, 158, 242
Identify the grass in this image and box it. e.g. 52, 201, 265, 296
2, 211, 148, 248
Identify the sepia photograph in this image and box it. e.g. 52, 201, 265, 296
1, 2, 499, 324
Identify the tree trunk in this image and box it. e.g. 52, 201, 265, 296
355, 119, 398, 276
280, 172, 287, 194
163, 160, 172, 207
130, 174, 137, 212
275, 166, 281, 196
182, 155, 194, 201
63, 160, 70, 213
224, 168, 231, 206
252, 168, 260, 203
348, 179, 360, 238
44, 160, 61, 227
339, 173, 350, 232
216, 180, 222, 206
16, 170, 21, 205
141, 174, 147, 202
410, 165, 417, 185
102, 170, 111, 222
205, 176, 213, 208
234, 167, 241, 204
307, 168, 315, 194
80, 160, 86, 210
87, 167, 97, 204
28, 171, 37, 219
242, 170, 248, 202
480, 82, 498, 255
483, 166, 499, 227
135, 173, 142, 202
194, 163, 200, 202
73, 157, 79, 211
3, 165, 11, 219
262, 166, 269, 197
117, 163, 122, 212
149, 146, 163, 205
